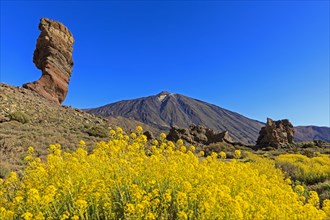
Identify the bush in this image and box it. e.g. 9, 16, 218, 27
8, 111, 30, 124
86, 126, 108, 138
203, 142, 234, 156
275, 154, 330, 185
302, 142, 316, 149
0, 163, 10, 179
308, 182, 330, 206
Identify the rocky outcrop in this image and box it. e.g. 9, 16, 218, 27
256, 118, 294, 148
166, 125, 233, 145
23, 18, 74, 105
143, 131, 154, 140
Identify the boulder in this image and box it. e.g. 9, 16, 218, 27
143, 131, 154, 140
256, 118, 294, 148
166, 125, 233, 145
23, 18, 74, 105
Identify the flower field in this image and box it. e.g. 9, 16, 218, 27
276, 153, 330, 185
0, 126, 329, 219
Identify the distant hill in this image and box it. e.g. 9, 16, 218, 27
87, 91, 265, 144
295, 126, 330, 142
87, 91, 330, 145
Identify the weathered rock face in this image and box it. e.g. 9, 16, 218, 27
166, 125, 233, 145
23, 18, 74, 105
256, 118, 294, 148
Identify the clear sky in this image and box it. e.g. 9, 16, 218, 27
1, 1, 329, 126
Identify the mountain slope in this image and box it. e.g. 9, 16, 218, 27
87, 91, 265, 144
295, 126, 330, 142
0, 83, 154, 174
87, 91, 330, 145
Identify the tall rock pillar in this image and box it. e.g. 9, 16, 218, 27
23, 18, 74, 105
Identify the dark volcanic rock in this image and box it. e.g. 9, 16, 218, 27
143, 131, 154, 140
256, 118, 294, 148
166, 125, 234, 145
23, 18, 74, 105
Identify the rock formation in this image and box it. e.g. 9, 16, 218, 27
23, 18, 74, 105
256, 118, 294, 148
166, 125, 233, 145
143, 131, 154, 140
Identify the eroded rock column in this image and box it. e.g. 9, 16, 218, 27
23, 18, 74, 105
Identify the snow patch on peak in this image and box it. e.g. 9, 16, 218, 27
158, 94, 167, 102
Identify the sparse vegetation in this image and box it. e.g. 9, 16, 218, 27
8, 111, 30, 124
86, 126, 108, 138
0, 163, 10, 179
203, 142, 234, 157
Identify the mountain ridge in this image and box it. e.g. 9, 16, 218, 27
87, 92, 265, 144
87, 91, 330, 144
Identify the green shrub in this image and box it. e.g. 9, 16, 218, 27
302, 142, 316, 149
203, 142, 235, 156
0, 163, 10, 178
8, 111, 30, 124
87, 126, 108, 138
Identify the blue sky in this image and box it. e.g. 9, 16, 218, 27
1, 1, 329, 126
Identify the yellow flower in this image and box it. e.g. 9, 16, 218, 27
176, 139, 184, 146
75, 199, 88, 213
295, 185, 305, 195
160, 133, 167, 140
35, 212, 44, 220
177, 192, 187, 207
189, 145, 195, 152
27, 188, 40, 204
27, 146, 34, 154
109, 129, 116, 136
182, 181, 192, 192
211, 152, 218, 158
152, 139, 159, 146
136, 125, 143, 134
180, 145, 187, 153
126, 203, 135, 214
164, 189, 172, 203
178, 211, 188, 220
60, 212, 70, 220
220, 151, 226, 159
234, 150, 241, 159
285, 178, 292, 185
116, 127, 123, 134
146, 212, 156, 220
72, 215, 79, 220
322, 199, 330, 215
14, 196, 23, 204
24, 155, 33, 162
130, 132, 137, 139
308, 191, 320, 208
78, 140, 86, 147
21, 212, 33, 220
